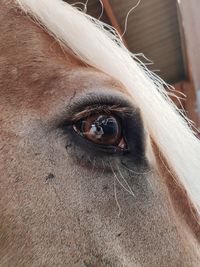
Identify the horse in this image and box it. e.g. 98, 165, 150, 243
0, 0, 199, 266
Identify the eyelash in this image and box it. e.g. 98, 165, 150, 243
70, 104, 133, 121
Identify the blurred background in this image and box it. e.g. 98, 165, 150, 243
66, 0, 200, 130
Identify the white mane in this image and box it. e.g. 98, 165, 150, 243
16, 0, 200, 215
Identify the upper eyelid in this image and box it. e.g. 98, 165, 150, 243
71, 105, 134, 121
64, 90, 137, 120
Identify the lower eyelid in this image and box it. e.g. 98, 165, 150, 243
63, 129, 147, 175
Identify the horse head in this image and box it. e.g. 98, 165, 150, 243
0, 0, 199, 266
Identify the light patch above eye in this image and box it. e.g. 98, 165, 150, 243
73, 113, 127, 150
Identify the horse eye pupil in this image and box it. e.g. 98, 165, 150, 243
90, 115, 119, 139
88, 115, 120, 144
94, 115, 119, 135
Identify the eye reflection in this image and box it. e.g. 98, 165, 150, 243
73, 113, 127, 149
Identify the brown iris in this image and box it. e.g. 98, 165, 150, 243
73, 113, 126, 149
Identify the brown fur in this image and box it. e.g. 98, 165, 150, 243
0, 1, 199, 266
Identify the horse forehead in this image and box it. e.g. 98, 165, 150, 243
0, 4, 127, 108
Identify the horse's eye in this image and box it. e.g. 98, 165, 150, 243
73, 114, 127, 149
